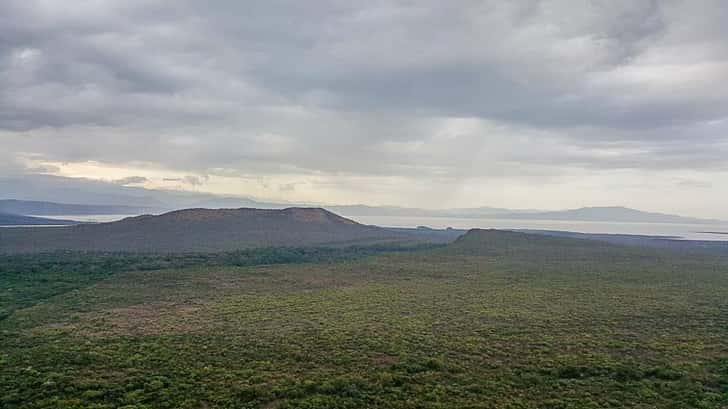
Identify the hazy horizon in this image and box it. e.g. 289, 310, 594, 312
0, 173, 725, 221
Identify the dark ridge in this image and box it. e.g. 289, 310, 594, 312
452, 228, 601, 246
442, 228, 652, 261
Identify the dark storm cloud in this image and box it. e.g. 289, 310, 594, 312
1, 0, 728, 183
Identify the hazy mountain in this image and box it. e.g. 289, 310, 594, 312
1, 175, 539, 218
326, 205, 537, 218
0, 175, 170, 207
438, 207, 539, 216
188, 197, 290, 210
0, 213, 79, 226
326, 204, 718, 224
0, 207, 417, 253
0, 175, 313, 212
0, 175, 254, 209
0, 199, 157, 216
491, 206, 719, 224
327, 205, 450, 217
180, 202, 530, 218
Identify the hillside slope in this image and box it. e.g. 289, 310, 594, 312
447, 228, 608, 255
0, 207, 411, 253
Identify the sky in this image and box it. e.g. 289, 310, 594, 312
2, 0, 728, 217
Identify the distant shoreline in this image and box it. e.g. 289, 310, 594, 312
697, 231, 728, 235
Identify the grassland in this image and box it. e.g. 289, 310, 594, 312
1, 230, 727, 408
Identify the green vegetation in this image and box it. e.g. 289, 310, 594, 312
0, 245, 437, 321
2, 230, 727, 408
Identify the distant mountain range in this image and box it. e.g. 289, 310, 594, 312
324, 205, 720, 224
0, 199, 157, 216
0, 198, 721, 225
325, 204, 535, 218
171, 199, 719, 224
0, 208, 424, 253
485, 206, 721, 224
0, 213, 79, 226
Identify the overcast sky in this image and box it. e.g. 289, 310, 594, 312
2, 1, 728, 217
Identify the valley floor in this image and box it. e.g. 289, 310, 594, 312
1, 230, 727, 408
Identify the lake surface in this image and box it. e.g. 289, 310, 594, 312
348, 215, 728, 241
31, 214, 138, 223
0, 214, 139, 228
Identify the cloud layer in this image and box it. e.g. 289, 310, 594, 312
1, 0, 727, 216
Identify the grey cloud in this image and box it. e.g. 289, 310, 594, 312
278, 182, 300, 192
25, 164, 61, 174
2, 0, 726, 132
163, 176, 208, 186
182, 175, 207, 186
112, 176, 149, 185
676, 179, 712, 189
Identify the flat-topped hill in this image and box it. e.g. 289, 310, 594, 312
0, 207, 404, 253
117, 207, 359, 227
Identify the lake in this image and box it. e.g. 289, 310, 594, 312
348, 215, 728, 241
1, 214, 140, 228
31, 214, 139, 223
